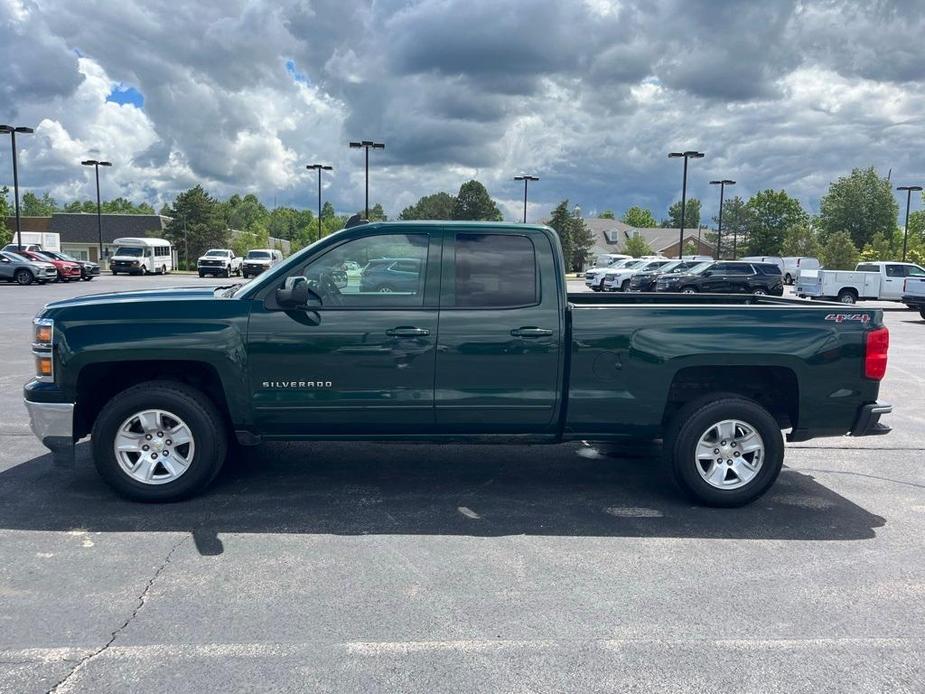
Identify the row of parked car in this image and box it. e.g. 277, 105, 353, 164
0, 244, 100, 285
585, 256, 786, 296
196, 248, 285, 278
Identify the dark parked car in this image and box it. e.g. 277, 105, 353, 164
656, 261, 784, 296
629, 259, 706, 292
359, 257, 423, 293
37, 250, 100, 281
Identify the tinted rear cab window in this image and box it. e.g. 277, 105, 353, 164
755, 263, 781, 275
454, 233, 537, 308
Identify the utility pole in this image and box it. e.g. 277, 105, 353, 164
306, 164, 333, 238
348, 141, 384, 218
0, 125, 34, 251
710, 179, 735, 259
668, 150, 704, 259
80, 159, 112, 264
513, 174, 539, 223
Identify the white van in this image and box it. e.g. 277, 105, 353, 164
781, 257, 820, 285
110, 237, 174, 275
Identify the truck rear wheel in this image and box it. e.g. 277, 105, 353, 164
920, 310, 925, 320
91, 380, 228, 502
664, 394, 783, 507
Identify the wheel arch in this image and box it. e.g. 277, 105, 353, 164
661, 365, 799, 432
73, 359, 240, 440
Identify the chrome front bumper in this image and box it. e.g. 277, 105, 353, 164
24, 399, 75, 466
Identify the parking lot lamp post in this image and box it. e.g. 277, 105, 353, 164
513, 175, 539, 223
709, 179, 735, 259
80, 159, 112, 264
0, 125, 34, 251
668, 151, 704, 259
348, 141, 384, 219
897, 185, 923, 262
306, 164, 333, 238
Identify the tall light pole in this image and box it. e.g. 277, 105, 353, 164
80, 159, 112, 264
709, 179, 735, 259
668, 150, 704, 258
348, 140, 384, 219
306, 163, 333, 238
897, 185, 923, 263
514, 174, 539, 223
0, 125, 34, 251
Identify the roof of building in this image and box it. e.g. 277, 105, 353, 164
5, 213, 171, 244
583, 218, 714, 254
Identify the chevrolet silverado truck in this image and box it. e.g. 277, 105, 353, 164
24, 222, 892, 506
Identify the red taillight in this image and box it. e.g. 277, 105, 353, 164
865, 327, 889, 380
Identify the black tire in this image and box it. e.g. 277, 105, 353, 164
598, 280, 606, 292
198, 272, 205, 278
620, 279, 630, 292
680, 286, 697, 294
663, 394, 784, 507
375, 284, 395, 293
14, 269, 34, 286
222, 268, 230, 278
92, 380, 228, 502
112, 271, 118, 275
784, 273, 793, 285
837, 289, 857, 304
919, 310, 925, 320
753, 288, 768, 296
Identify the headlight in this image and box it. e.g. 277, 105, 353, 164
33, 318, 54, 382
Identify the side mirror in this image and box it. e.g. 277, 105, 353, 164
276, 276, 311, 308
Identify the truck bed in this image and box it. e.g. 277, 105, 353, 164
563, 292, 883, 441
567, 292, 820, 307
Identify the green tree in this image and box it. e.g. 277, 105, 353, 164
21, 191, 57, 216
623, 232, 653, 257
781, 223, 822, 257
744, 189, 807, 255
858, 232, 896, 262
663, 198, 701, 229
567, 210, 594, 271
399, 192, 457, 220
818, 167, 899, 249
717, 195, 750, 258
547, 200, 574, 266
224, 193, 269, 233
622, 206, 658, 228
597, 209, 615, 219
0, 186, 11, 246
819, 231, 859, 270
61, 197, 154, 214
367, 202, 387, 222
162, 186, 229, 269
321, 201, 336, 220
452, 180, 502, 221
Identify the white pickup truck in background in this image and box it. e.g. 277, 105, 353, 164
902, 276, 925, 318
796, 261, 925, 304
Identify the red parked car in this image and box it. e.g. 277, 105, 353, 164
18, 250, 82, 282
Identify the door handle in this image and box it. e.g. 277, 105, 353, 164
386, 326, 430, 337
510, 327, 553, 338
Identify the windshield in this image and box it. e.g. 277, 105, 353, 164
247, 251, 271, 259
653, 260, 684, 273
205, 250, 229, 257
622, 260, 643, 269
5, 252, 32, 263
114, 246, 145, 257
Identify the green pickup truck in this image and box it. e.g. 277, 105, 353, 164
25, 222, 892, 506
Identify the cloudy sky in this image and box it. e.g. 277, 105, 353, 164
2, 0, 925, 223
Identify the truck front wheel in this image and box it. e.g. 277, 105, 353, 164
664, 395, 783, 507
91, 380, 228, 501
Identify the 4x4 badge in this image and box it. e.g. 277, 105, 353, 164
824, 313, 870, 323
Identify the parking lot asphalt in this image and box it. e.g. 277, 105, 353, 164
1, 275, 923, 693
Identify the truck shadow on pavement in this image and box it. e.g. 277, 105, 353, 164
0, 440, 885, 555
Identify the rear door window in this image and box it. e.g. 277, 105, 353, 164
885, 264, 906, 278
857, 264, 879, 273
452, 233, 537, 308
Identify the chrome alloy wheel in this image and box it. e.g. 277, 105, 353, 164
113, 409, 195, 485
694, 419, 764, 490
